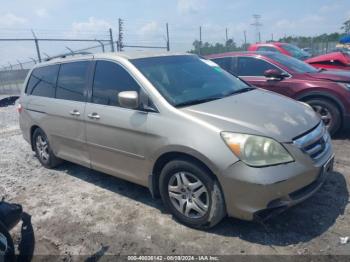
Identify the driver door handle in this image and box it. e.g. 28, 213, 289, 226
87, 113, 100, 119
69, 110, 80, 116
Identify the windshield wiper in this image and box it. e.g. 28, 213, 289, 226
175, 87, 255, 108
224, 87, 255, 96
176, 96, 224, 107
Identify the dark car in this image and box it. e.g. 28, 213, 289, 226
207, 51, 350, 135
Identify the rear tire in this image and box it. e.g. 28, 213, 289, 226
159, 159, 226, 229
32, 128, 62, 168
306, 98, 341, 135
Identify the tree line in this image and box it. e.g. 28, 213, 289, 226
189, 18, 350, 55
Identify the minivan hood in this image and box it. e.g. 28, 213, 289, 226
182, 89, 320, 142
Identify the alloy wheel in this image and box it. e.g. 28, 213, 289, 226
36, 135, 49, 162
168, 172, 209, 219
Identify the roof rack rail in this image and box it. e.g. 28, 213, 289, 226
44, 51, 92, 61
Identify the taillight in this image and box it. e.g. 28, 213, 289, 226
17, 103, 23, 113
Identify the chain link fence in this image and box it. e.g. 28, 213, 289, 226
285, 40, 339, 56
0, 69, 29, 96
0, 42, 115, 96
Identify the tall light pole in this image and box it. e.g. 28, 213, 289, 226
251, 14, 262, 43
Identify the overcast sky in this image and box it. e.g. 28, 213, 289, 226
0, 0, 350, 66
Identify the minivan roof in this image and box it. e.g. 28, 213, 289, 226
95, 51, 192, 60
35, 51, 193, 67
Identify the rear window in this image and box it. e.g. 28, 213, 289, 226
56, 61, 90, 102
26, 65, 59, 98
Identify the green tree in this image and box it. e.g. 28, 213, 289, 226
189, 38, 243, 55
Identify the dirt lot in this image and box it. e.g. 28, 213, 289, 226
1, 104, 350, 257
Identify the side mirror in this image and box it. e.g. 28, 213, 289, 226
264, 69, 287, 80
118, 91, 139, 109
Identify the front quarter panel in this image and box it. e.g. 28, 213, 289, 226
145, 110, 239, 178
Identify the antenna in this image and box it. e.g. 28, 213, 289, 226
251, 14, 262, 43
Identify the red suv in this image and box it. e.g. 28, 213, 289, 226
207, 51, 350, 135
305, 51, 350, 71
248, 42, 311, 60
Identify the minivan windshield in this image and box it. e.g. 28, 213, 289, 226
265, 53, 318, 73
131, 55, 251, 107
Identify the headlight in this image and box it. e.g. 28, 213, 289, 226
221, 132, 294, 167
339, 82, 350, 91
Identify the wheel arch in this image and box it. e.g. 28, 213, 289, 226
296, 91, 345, 117
149, 149, 219, 198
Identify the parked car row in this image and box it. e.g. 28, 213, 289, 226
19, 52, 335, 229
207, 51, 350, 135
248, 42, 350, 71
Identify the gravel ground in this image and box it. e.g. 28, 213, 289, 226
0, 104, 350, 257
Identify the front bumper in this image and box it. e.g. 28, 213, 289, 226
218, 141, 334, 221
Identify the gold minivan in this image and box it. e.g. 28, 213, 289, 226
19, 52, 334, 228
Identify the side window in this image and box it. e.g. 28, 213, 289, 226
92, 61, 140, 106
211, 57, 231, 70
26, 65, 59, 97
211, 57, 238, 75
257, 46, 279, 52
237, 57, 278, 76
56, 61, 90, 102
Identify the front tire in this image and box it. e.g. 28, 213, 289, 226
306, 98, 341, 135
32, 128, 62, 168
159, 159, 226, 229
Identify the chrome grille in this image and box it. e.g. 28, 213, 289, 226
293, 123, 330, 161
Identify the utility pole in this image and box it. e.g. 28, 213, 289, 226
225, 28, 228, 43
199, 26, 202, 55
166, 23, 170, 51
118, 18, 124, 52
31, 30, 42, 62
243, 30, 247, 50
251, 14, 262, 44
109, 28, 115, 52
